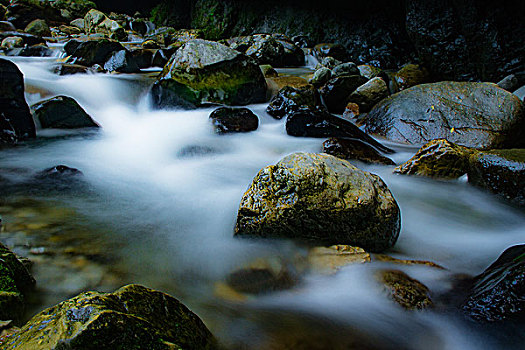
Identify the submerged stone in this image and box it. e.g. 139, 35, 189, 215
235, 152, 401, 252
378, 269, 433, 310
266, 85, 318, 120
323, 138, 395, 166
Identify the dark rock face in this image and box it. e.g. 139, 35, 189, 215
323, 138, 395, 166
1, 284, 218, 350
286, 107, 393, 154
66, 39, 125, 67
5, 0, 63, 29
234, 152, 401, 252
0, 242, 35, 323
103, 49, 140, 73
0, 58, 34, 142
209, 106, 258, 133
319, 75, 368, 113
151, 39, 267, 108
266, 85, 318, 120
468, 149, 525, 208
461, 245, 525, 323
34, 165, 83, 181
366, 82, 525, 149
405, 0, 525, 81
32, 95, 99, 129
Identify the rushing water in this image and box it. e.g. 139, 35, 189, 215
1, 56, 524, 349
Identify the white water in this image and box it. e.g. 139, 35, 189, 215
1, 57, 524, 349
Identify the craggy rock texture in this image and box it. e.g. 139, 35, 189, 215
378, 269, 433, 310
461, 245, 525, 323
209, 106, 258, 133
234, 152, 401, 252
395, 139, 525, 208
0, 58, 35, 143
366, 82, 525, 149
0, 242, 35, 323
1, 284, 217, 350
31, 95, 99, 129
151, 39, 267, 108
266, 85, 318, 120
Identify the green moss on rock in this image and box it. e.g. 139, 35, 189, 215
234, 152, 401, 252
1, 284, 217, 350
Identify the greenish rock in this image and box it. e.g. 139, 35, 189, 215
394, 139, 473, 179
358, 64, 382, 80
395, 139, 525, 207
332, 62, 359, 78
307, 245, 371, 274
378, 269, 433, 310
151, 39, 266, 108
0, 242, 35, 323
32, 95, 99, 129
0, 36, 23, 49
266, 85, 318, 120
1, 284, 217, 350
24, 19, 50, 37
393, 64, 429, 91
461, 244, 525, 322
323, 138, 395, 166
84, 8, 106, 34
260, 64, 278, 78
347, 77, 389, 112
83, 8, 125, 40
267, 76, 310, 96
234, 152, 401, 252
366, 82, 525, 149
49, 0, 96, 21
70, 18, 85, 30
308, 67, 331, 86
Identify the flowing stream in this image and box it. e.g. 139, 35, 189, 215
0, 55, 524, 349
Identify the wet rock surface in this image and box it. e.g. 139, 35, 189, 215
151, 39, 267, 108
366, 82, 525, 149
461, 244, 525, 323
323, 138, 395, 165
378, 269, 433, 310
209, 106, 258, 134
266, 85, 318, 120
1, 284, 218, 350
235, 152, 401, 252
31, 95, 99, 129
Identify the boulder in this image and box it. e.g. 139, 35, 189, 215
286, 107, 393, 154
347, 77, 389, 112
366, 82, 525, 149
49, 0, 97, 21
260, 64, 278, 78
323, 138, 395, 165
308, 67, 331, 86
307, 245, 371, 274
331, 62, 359, 77
151, 39, 266, 108
5, 0, 63, 29
103, 49, 140, 73
57, 24, 82, 36
395, 139, 525, 207
0, 284, 218, 350
497, 74, 520, 92
461, 245, 525, 322
358, 64, 382, 79
266, 85, 318, 120
0, 31, 45, 46
229, 34, 304, 67
84, 9, 125, 41
266, 76, 310, 95
23, 19, 50, 37
0, 242, 35, 323
377, 269, 433, 310
0, 21, 16, 31
66, 38, 125, 66
0, 36, 23, 49
130, 48, 154, 69
0, 58, 34, 141
34, 165, 83, 181
319, 75, 368, 113
234, 152, 401, 252
32, 95, 99, 129
393, 64, 430, 91
0, 114, 17, 146
209, 107, 258, 133
8, 44, 52, 57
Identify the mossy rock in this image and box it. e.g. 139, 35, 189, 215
24, 19, 50, 37
378, 269, 433, 310
151, 39, 267, 108
235, 152, 401, 252
1, 284, 217, 350
366, 82, 525, 149
0, 242, 35, 323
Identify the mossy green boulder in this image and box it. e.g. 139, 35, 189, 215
1, 284, 217, 350
366, 82, 525, 149
151, 39, 267, 108
377, 269, 433, 310
235, 152, 401, 252
0, 242, 35, 323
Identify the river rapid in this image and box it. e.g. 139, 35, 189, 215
0, 55, 524, 349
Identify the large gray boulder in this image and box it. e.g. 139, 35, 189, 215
366, 82, 525, 149
235, 152, 401, 252
151, 39, 267, 108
